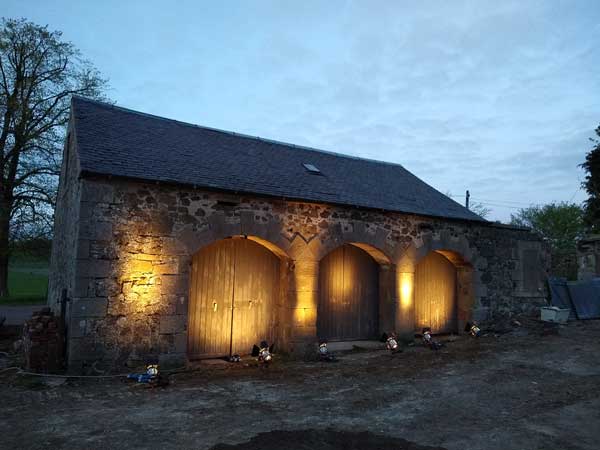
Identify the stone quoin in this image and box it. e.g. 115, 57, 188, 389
48, 97, 549, 373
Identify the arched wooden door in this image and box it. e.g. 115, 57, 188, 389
415, 251, 457, 334
318, 244, 379, 340
188, 237, 280, 358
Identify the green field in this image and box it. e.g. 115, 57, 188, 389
0, 255, 48, 305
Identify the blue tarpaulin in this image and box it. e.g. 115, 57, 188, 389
548, 277, 600, 320
567, 279, 600, 320
548, 277, 577, 319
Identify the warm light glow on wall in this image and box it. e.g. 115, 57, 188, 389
292, 260, 318, 309
399, 272, 414, 310
293, 304, 317, 327
120, 254, 161, 314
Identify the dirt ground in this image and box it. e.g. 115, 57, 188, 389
1, 319, 599, 450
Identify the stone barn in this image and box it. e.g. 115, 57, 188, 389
49, 97, 549, 372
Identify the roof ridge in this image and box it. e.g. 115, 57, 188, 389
71, 95, 410, 170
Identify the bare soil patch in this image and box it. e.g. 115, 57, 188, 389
1, 318, 599, 450
209, 429, 448, 450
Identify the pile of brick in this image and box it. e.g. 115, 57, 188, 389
23, 307, 63, 373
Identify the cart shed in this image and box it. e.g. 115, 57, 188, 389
48, 97, 549, 372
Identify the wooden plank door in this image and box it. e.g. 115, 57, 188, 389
188, 238, 280, 359
414, 251, 457, 334
318, 244, 379, 340
230, 238, 279, 355
188, 239, 235, 358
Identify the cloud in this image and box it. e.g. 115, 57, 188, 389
9, 0, 599, 221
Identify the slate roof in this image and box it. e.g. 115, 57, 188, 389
71, 96, 485, 222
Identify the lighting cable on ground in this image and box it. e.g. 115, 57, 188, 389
0, 365, 191, 379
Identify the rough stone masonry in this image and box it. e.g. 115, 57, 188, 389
49, 173, 549, 372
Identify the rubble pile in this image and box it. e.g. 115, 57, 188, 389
23, 307, 63, 373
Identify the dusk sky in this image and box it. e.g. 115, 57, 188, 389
8, 1, 600, 221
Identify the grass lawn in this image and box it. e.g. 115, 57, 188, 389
0, 255, 48, 305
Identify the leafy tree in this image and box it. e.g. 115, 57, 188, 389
510, 202, 584, 252
0, 18, 108, 296
580, 124, 600, 232
511, 202, 584, 279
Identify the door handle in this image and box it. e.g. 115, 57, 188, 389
213, 302, 218, 312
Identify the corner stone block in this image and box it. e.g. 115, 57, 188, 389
291, 307, 317, 327
291, 259, 319, 293
73, 277, 91, 297
77, 259, 111, 278
158, 353, 187, 369
128, 259, 153, 274
175, 296, 188, 315
291, 325, 317, 341
375, 226, 389, 247
94, 221, 113, 240
288, 236, 312, 260
472, 307, 489, 323
81, 180, 114, 203
76, 240, 90, 259
78, 219, 93, 240
239, 210, 255, 233
161, 275, 188, 295
474, 282, 488, 298
71, 298, 108, 318
159, 315, 187, 334
68, 338, 105, 363
511, 268, 523, 281
68, 317, 87, 338
161, 237, 189, 256
303, 308, 317, 327
79, 201, 94, 220
395, 246, 416, 273
153, 259, 179, 275
476, 257, 488, 270
171, 333, 188, 353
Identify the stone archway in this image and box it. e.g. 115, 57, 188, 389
169, 212, 296, 359
414, 250, 475, 334
317, 244, 379, 340
177, 214, 402, 350
395, 231, 480, 337
187, 235, 290, 359
316, 241, 394, 341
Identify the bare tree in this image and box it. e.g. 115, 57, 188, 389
444, 191, 492, 219
0, 18, 108, 296
469, 201, 491, 219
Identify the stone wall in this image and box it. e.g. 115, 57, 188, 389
577, 235, 600, 280
51, 175, 549, 373
48, 121, 82, 317
550, 249, 577, 280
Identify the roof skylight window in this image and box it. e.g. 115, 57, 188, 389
302, 163, 321, 174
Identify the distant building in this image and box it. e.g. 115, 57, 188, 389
577, 235, 600, 280
49, 97, 549, 372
